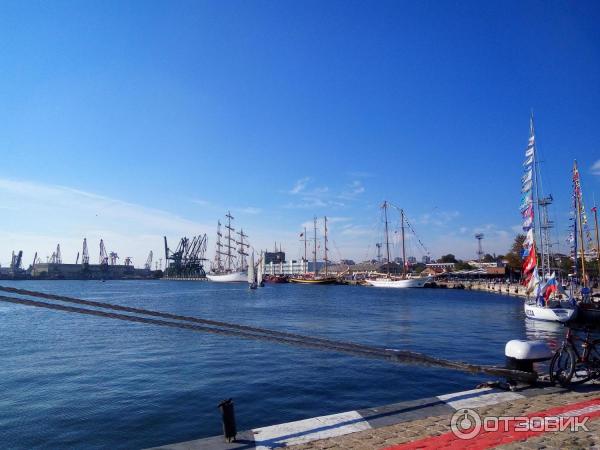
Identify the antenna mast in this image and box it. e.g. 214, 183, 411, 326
475, 233, 484, 262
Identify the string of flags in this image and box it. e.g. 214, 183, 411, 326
521, 131, 537, 292
573, 163, 594, 249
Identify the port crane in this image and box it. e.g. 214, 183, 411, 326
109, 252, 119, 265
99, 239, 108, 265
82, 238, 90, 265
144, 251, 153, 271
49, 244, 62, 264
10, 251, 23, 272
163, 234, 208, 277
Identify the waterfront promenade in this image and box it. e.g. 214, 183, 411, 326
157, 384, 600, 449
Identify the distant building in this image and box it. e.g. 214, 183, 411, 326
30, 263, 137, 279
340, 259, 355, 265
393, 257, 403, 265
468, 261, 502, 269
421, 255, 431, 264
264, 251, 285, 265
407, 256, 417, 264
426, 262, 456, 271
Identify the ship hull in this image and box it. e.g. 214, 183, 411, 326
206, 271, 247, 283
523, 302, 577, 323
289, 277, 337, 284
365, 277, 431, 288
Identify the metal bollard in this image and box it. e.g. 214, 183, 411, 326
218, 398, 237, 442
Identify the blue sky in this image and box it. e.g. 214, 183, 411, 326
1, 0, 599, 267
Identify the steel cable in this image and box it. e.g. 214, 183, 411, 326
0, 287, 537, 382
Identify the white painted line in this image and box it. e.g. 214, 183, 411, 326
252, 410, 371, 449
438, 387, 524, 410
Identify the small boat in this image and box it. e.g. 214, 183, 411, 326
364, 201, 431, 289
264, 274, 288, 283
570, 162, 600, 325
365, 275, 432, 288
207, 211, 250, 283
289, 216, 338, 285
524, 301, 577, 323
289, 275, 337, 284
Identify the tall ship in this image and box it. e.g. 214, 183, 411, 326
571, 160, 600, 323
206, 212, 249, 283
520, 117, 576, 322
289, 216, 337, 284
365, 201, 431, 288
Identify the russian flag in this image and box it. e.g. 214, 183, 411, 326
543, 273, 558, 301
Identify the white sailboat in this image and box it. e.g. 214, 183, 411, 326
248, 252, 257, 289
520, 117, 576, 323
257, 251, 264, 287
365, 201, 432, 288
206, 211, 249, 283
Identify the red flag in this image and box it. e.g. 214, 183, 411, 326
522, 243, 537, 274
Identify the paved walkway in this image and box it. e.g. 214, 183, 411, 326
154, 384, 600, 450
290, 387, 600, 450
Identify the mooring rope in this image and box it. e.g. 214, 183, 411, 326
0, 286, 537, 382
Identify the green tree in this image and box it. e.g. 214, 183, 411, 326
505, 234, 526, 270
482, 253, 495, 263
439, 254, 458, 263
455, 261, 474, 270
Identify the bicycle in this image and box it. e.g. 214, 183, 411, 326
549, 326, 600, 386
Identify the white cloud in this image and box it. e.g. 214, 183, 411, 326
238, 207, 262, 215
592, 160, 600, 176
416, 210, 460, 227
289, 177, 311, 194
0, 178, 211, 267
191, 199, 211, 207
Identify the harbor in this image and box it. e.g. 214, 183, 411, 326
0, 279, 582, 449
3, 1, 600, 448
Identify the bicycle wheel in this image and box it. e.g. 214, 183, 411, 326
549, 347, 576, 386
570, 340, 600, 385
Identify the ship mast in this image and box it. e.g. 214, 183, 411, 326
401, 208, 407, 277
529, 115, 554, 278
224, 212, 235, 271
593, 205, 600, 278
236, 228, 249, 271
313, 217, 318, 276
324, 216, 328, 277
574, 161, 587, 286
304, 227, 308, 274
383, 201, 391, 276
214, 220, 223, 271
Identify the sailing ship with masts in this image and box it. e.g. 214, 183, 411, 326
571, 160, 600, 323
521, 117, 576, 322
365, 201, 432, 288
206, 211, 250, 282
247, 251, 265, 289
289, 216, 337, 284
